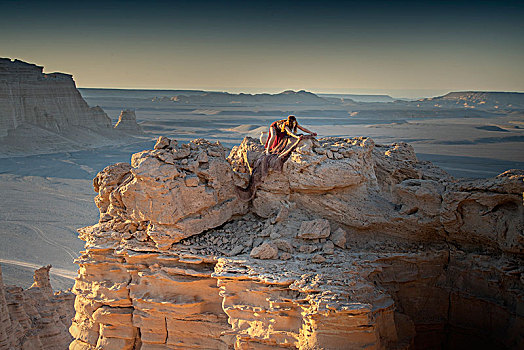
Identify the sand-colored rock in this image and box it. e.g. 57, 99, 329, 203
69, 136, 523, 349
0, 265, 75, 350
114, 109, 143, 134
250, 242, 279, 259
0, 266, 15, 350
330, 227, 347, 248
30, 265, 54, 297
310, 253, 326, 263
90, 137, 247, 250
232, 136, 523, 254
154, 135, 171, 150
297, 219, 331, 239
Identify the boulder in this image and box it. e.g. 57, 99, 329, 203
298, 219, 331, 239
250, 242, 278, 259
330, 228, 347, 248
153, 136, 170, 150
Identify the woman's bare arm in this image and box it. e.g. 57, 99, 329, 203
285, 126, 301, 139
297, 124, 317, 136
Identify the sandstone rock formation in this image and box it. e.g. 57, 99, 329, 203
89, 138, 247, 253
70, 135, 523, 349
0, 58, 142, 155
0, 264, 75, 350
114, 109, 144, 134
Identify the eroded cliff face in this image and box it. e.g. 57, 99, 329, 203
0, 265, 75, 350
0, 58, 111, 137
0, 58, 142, 155
70, 136, 523, 349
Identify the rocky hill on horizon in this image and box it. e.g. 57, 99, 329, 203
153, 89, 333, 105
319, 93, 396, 103
150, 87, 524, 120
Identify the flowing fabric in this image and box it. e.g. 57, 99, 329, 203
264, 120, 298, 152
236, 135, 314, 202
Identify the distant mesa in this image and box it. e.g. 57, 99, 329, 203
0, 58, 143, 155
319, 93, 395, 103
0, 58, 111, 136
114, 109, 144, 134
419, 91, 524, 110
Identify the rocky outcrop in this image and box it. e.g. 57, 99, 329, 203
114, 109, 143, 134
70, 136, 523, 349
0, 264, 75, 350
90, 138, 247, 250
229, 137, 523, 254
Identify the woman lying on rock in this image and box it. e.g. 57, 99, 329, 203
264, 115, 317, 155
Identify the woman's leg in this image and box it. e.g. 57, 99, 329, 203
266, 127, 276, 154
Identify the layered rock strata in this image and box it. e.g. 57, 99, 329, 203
0, 58, 111, 138
0, 265, 75, 350
70, 136, 523, 349
0, 58, 143, 154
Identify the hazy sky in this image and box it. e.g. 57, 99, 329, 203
1, 0, 523, 97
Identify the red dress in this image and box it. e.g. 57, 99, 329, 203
265, 120, 297, 152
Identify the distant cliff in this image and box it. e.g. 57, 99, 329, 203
0, 58, 143, 155
0, 58, 112, 137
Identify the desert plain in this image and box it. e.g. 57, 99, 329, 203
1, 87, 523, 291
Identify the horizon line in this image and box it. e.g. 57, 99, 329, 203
77, 87, 524, 99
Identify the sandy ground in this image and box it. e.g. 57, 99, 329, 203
0, 174, 94, 289
0, 142, 154, 290
1, 90, 522, 290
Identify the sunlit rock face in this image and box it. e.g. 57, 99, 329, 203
114, 109, 143, 134
0, 265, 75, 350
0, 58, 111, 138
70, 136, 523, 349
